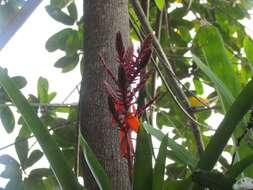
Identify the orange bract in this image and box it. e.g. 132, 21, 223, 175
125, 113, 140, 133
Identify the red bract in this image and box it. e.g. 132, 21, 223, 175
100, 32, 154, 161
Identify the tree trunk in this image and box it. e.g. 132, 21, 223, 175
80, 0, 131, 189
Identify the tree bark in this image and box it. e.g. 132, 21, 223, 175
80, 0, 131, 189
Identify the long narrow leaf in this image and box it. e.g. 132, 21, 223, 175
226, 154, 253, 178
143, 123, 197, 168
192, 54, 234, 110
80, 135, 112, 190
152, 134, 168, 190
197, 78, 253, 170
133, 126, 153, 190
0, 67, 80, 190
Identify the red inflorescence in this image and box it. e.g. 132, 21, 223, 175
100, 31, 154, 160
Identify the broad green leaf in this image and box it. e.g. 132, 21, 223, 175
154, 0, 165, 10
243, 36, 253, 70
45, 5, 75, 25
23, 178, 45, 190
192, 170, 235, 190
195, 25, 241, 97
133, 126, 153, 190
15, 136, 29, 169
0, 67, 81, 190
11, 76, 27, 89
37, 77, 49, 103
54, 54, 79, 73
45, 28, 73, 52
0, 155, 19, 168
4, 178, 22, 190
152, 134, 168, 190
197, 78, 253, 170
67, 2, 78, 21
0, 106, 15, 133
25, 150, 43, 169
0, 165, 21, 179
80, 135, 112, 190
143, 123, 197, 168
226, 154, 253, 178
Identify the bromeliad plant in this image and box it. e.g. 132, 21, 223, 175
100, 31, 156, 179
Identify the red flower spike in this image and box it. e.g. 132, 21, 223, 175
101, 31, 156, 180
139, 48, 152, 69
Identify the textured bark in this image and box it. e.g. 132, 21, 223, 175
80, 0, 131, 189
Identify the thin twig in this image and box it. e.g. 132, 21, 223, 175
62, 82, 81, 103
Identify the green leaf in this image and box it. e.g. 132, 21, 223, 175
11, 76, 27, 89
192, 54, 234, 110
15, 136, 29, 169
80, 135, 112, 190
25, 150, 43, 169
0, 165, 21, 179
0, 106, 15, 133
154, 0, 165, 10
5, 178, 22, 190
48, 92, 57, 102
0, 67, 80, 189
195, 25, 241, 97
143, 123, 197, 168
192, 170, 235, 190
23, 178, 45, 190
193, 78, 203, 95
152, 134, 168, 190
37, 77, 49, 103
45, 5, 75, 25
45, 28, 73, 52
0, 155, 19, 167
54, 54, 79, 73
53, 125, 75, 147
0, 155, 22, 182
226, 153, 253, 178
67, 2, 78, 21
197, 78, 253, 171
133, 126, 153, 190
243, 36, 253, 70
